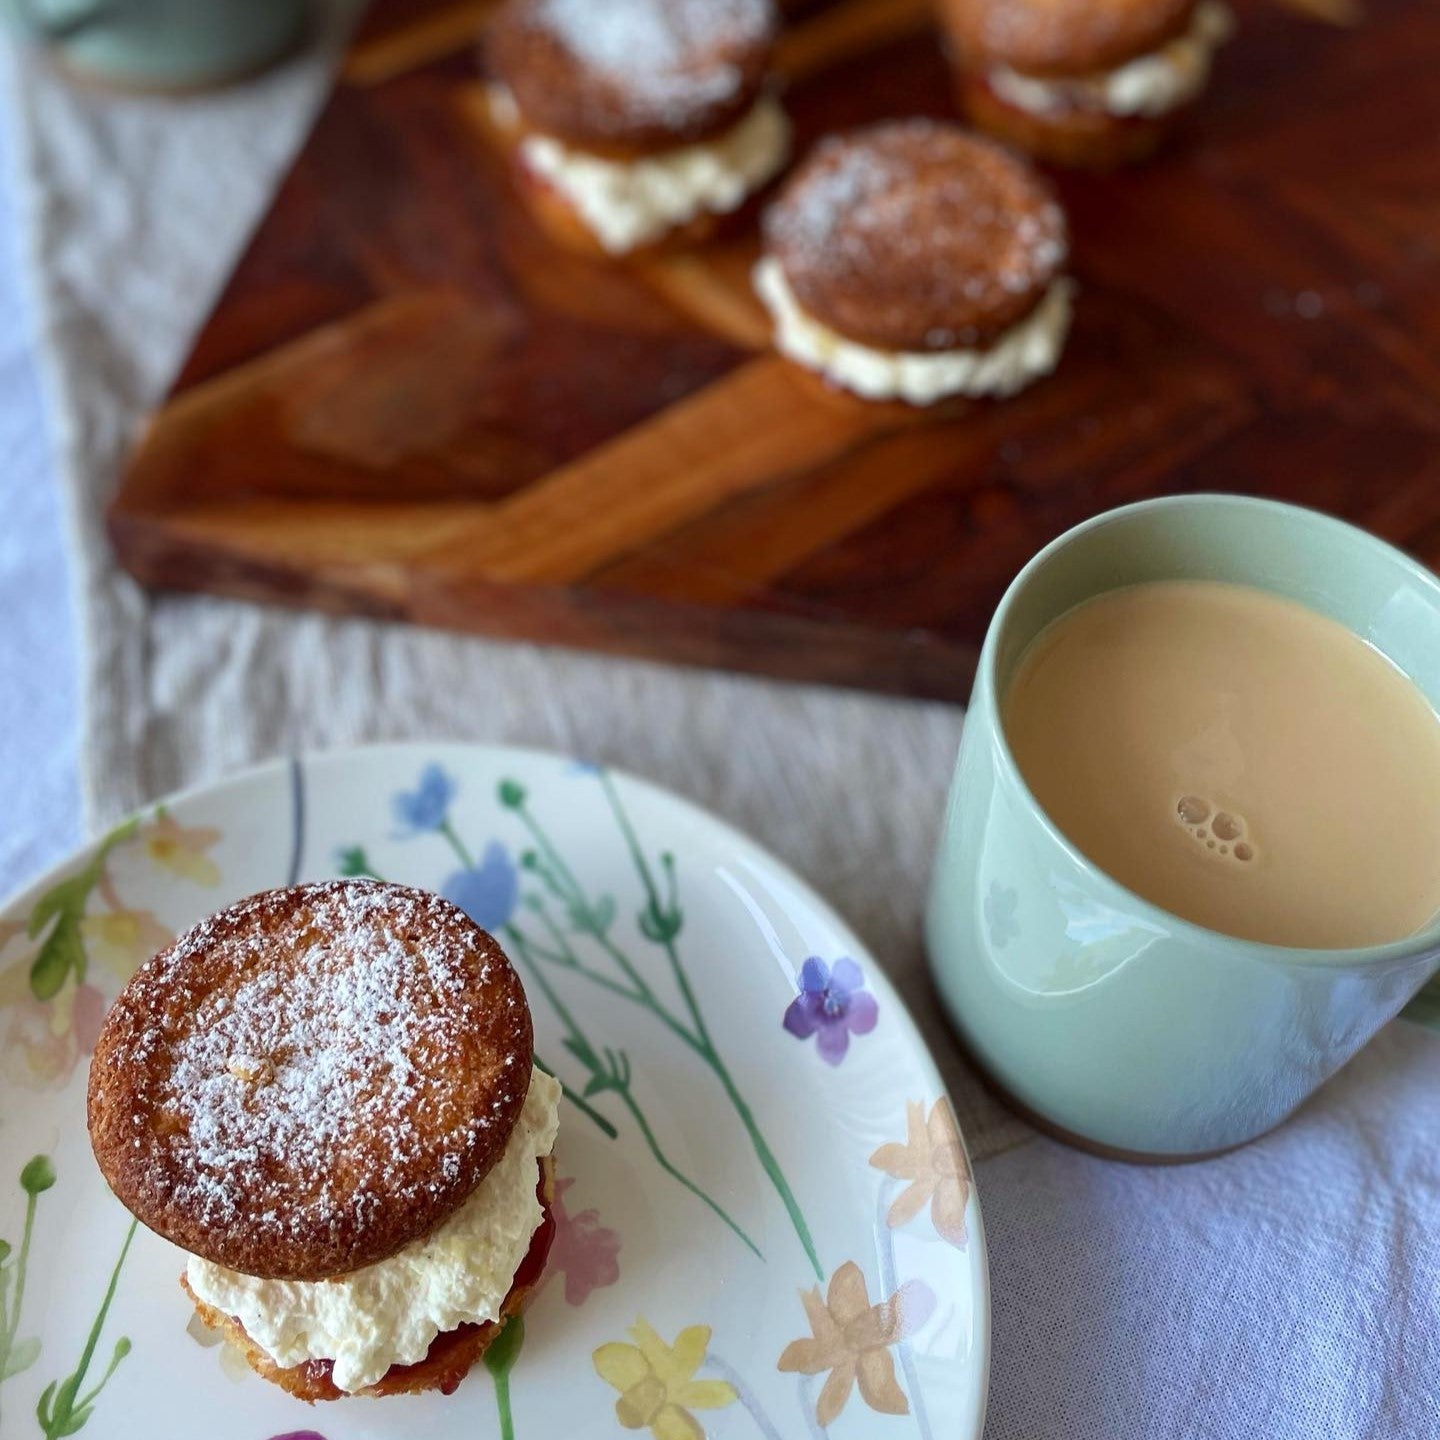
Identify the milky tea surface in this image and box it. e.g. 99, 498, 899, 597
1003, 580, 1440, 949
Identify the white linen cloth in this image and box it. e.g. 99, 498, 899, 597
1, 21, 1435, 1439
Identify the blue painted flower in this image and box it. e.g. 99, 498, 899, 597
782, 958, 878, 1065
442, 841, 519, 932
392, 764, 456, 836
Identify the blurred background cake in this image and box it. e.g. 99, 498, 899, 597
487, 0, 790, 254
938, 0, 1233, 167
755, 118, 1072, 405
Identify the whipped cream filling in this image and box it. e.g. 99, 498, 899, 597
186, 1068, 561, 1394
500, 89, 790, 253
988, 3, 1233, 120
754, 256, 1073, 405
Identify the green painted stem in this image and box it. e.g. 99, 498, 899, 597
656, 930, 821, 1279
8, 1188, 37, 1352
534, 1054, 618, 1139
616, 1090, 763, 1262
510, 929, 761, 1259
515, 807, 587, 915
72, 1340, 128, 1417
439, 819, 474, 871
507, 928, 588, 1052
598, 775, 823, 1280
70, 1221, 135, 1394
527, 907, 695, 1039
494, 1367, 515, 1440
702, 1034, 821, 1280
485, 1316, 526, 1440
556, 1081, 618, 1140
40, 1220, 137, 1438
528, 910, 804, 1272
514, 787, 818, 1274
0, 1182, 42, 1432
527, 904, 649, 1008
522, 800, 670, 1013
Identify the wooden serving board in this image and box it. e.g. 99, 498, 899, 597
109, 0, 1440, 701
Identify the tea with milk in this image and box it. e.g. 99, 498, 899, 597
1003, 580, 1440, 949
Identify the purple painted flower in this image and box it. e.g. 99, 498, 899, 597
392, 764, 456, 835
782, 957, 878, 1065
268, 1433, 328, 1440
442, 841, 519, 932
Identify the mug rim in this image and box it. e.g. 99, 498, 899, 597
980, 492, 1440, 971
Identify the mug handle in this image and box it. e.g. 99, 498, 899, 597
12, 0, 114, 40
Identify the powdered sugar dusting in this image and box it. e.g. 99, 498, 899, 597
531, 0, 774, 126
97, 881, 531, 1275
768, 119, 1067, 349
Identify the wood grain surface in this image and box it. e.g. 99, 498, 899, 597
110, 0, 1440, 700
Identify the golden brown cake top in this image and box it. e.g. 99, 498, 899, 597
488, 0, 778, 156
940, 0, 1200, 78
87, 880, 533, 1281
764, 119, 1067, 352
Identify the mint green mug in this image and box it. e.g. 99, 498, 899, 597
927, 495, 1440, 1159
1, 0, 307, 91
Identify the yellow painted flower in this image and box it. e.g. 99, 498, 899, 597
80, 909, 172, 980
593, 1320, 736, 1439
143, 812, 221, 886
778, 1261, 934, 1427
870, 1098, 972, 1247
2, 979, 106, 1091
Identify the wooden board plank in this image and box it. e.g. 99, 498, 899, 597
111, 0, 1440, 701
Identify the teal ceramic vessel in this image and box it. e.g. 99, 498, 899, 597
927, 495, 1440, 1159
1, 0, 307, 92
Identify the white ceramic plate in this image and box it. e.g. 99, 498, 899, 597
0, 744, 988, 1440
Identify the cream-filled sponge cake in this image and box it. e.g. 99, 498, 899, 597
755, 119, 1072, 405
940, 0, 1233, 168
87, 880, 558, 1402
486, 0, 790, 255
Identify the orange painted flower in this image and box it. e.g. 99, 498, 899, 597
593, 1320, 735, 1439
870, 1098, 972, 1247
0, 956, 31, 1009
778, 1261, 934, 1427
80, 908, 172, 980
2, 980, 106, 1090
142, 812, 221, 886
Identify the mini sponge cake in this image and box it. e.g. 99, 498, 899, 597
940, 0, 1233, 168
486, 0, 790, 254
88, 880, 560, 1401
754, 119, 1072, 406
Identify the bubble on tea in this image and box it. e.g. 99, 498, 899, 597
1175, 794, 1254, 865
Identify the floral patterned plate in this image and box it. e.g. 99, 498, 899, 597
0, 744, 988, 1440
